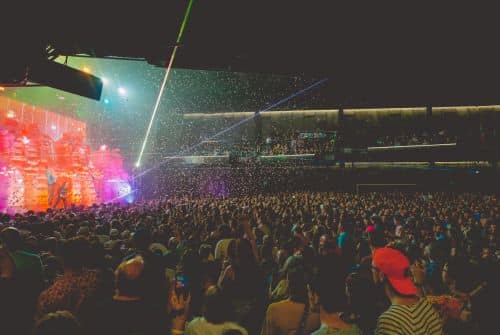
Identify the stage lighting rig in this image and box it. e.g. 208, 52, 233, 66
0, 44, 103, 101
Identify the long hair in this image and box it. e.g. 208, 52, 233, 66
203, 286, 235, 324
286, 257, 308, 304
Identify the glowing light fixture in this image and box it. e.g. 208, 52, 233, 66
0, 86, 5, 91
51, 125, 57, 130
104, 98, 110, 104
101, 77, 109, 85
82, 66, 91, 74
6, 110, 15, 118
100, 144, 107, 151
118, 87, 126, 96
21, 136, 30, 144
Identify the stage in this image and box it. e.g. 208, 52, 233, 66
0, 96, 132, 213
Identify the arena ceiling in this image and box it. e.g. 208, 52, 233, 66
3, 2, 500, 107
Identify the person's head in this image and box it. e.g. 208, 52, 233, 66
95, 225, 106, 235
428, 240, 446, 262
43, 237, 58, 255
262, 234, 272, 247
367, 228, 385, 250
229, 238, 257, 270
33, 311, 81, 335
318, 234, 335, 256
132, 228, 151, 251
109, 228, 120, 241
60, 237, 91, 270
114, 256, 145, 299
218, 224, 231, 239
0, 227, 23, 251
64, 224, 77, 239
357, 239, 371, 260
371, 247, 417, 298
199, 244, 212, 261
203, 285, 234, 324
167, 236, 178, 251
76, 226, 89, 237
285, 256, 308, 303
311, 269, 347, 314
291, 235, 304, 254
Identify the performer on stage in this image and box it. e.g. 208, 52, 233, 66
46, 169, 57, 207
53, 181, 68, 209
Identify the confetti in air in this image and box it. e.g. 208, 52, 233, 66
136, 0, 196, 168
132, 77, 328, 180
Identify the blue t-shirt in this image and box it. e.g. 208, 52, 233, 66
338, 232, 350, 248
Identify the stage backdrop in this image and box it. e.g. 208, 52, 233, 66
0, 96, 131, 213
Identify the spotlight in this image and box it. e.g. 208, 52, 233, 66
51, 125, 57, 130
6, 110, 15, 118
135, 162, 140, 168
21, 136, 30, 144
101, 77, 109, 85
82, 66, 91, 74
118, 87, 127, 96
100, 144, 107, 151
104, 98, 110, 104
0, 86, 5, 91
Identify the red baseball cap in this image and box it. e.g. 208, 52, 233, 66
372, 247, 417, 295
365, 225, 376, 233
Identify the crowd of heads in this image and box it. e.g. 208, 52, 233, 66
184, 125, 461, 159
0, 188, 498, 334
371, 129, 457, 147
186, 130, 335, 157
146, 167, 344, 199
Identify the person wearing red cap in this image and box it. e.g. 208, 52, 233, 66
371, 247, 443, 335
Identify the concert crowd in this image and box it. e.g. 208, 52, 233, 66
0, 188, 498, 335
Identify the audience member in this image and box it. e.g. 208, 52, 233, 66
372, 247, 443, 335
0, 190, 496, 335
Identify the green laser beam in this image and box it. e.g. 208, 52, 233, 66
136, 0, 196, 167
177, 0, 195, 43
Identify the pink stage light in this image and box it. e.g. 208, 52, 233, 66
0, 95, 131, 212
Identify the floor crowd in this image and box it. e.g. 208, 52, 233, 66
0, 192, 498, 335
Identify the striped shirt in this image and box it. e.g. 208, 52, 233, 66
375, 298, 443, 335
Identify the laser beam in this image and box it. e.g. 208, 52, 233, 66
136, 45, 179, 168
106, 189, 138, 204
136, 0, 196, 168
133, 78, 328, 179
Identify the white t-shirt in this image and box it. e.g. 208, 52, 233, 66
184, 317, 248, 335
